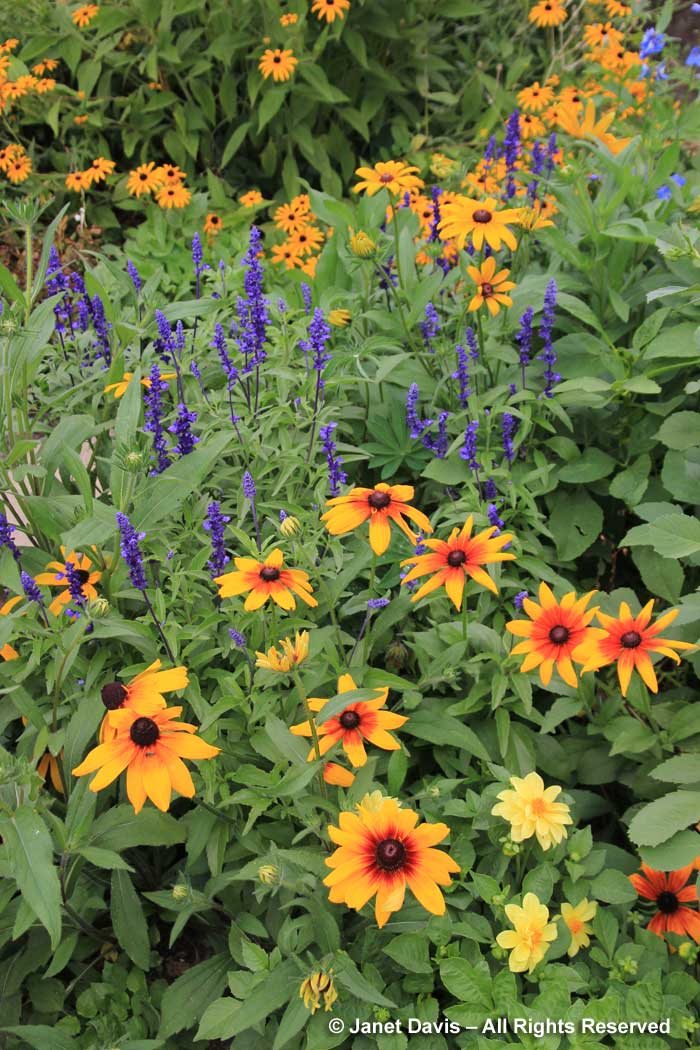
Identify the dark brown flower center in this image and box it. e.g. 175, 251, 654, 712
375, 837, 406, 871
473, 208, 492, 223
447, 549, 467, 567
339, 709, 361, 730
260, 566, 281, 582
273, 55, 281, 62
76, 569, 90, 584
656, 890, 679, 914
139, 173, 147, 180
549, 625, 570, 645
130, 716, 159, 747
101, 682, 127, 710
379, 173, 394, 183
368, 490, 391, 510
620, 630, 642, 649
481, 282, 494, 296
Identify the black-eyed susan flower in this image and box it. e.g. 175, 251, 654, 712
287, 224, 324, 257
323, 762, 355, 787
255, 631, 309, 672
324, 795, 460, 927
529, 0, 567, 26
290, 672, 406, 766
203, 213, 222, 235
321, 482, 432, 556
353, 160, 424, 198
517, 81, 554, 112
156, 162, 186, 185
496, 893, 558, 972
240, 189, 263, 207
215, 549, 318, 611
300, 971, 338, 1013
583, 21, 623, 48
259, 48, 298, 82
439, 195, 521, 251
575, 600, 695, 697
156, 182, 191, 209
491, 771, 573, 850
520, 112, 546, 139
629, 865, 700, 943
71, 4, 99, 28
271, 242, 304, 269
35, 548, 101, 616
1, 595, 21, 661
4, 151, 32, 184
127, 162, 163, 197
401, 517, 514, 609
280, 12, 298, 26
466, 256, 516, 315
506, 582, 599, 688
311, 0, 351, 22
273, 197, 311, 233
37, 750, 65, 793
98, 659, 188, 740
88, 156, 115, 183
561, 899, 597, 956
557, 100, 631, 154
73, 705, 219, 813
65, 170, 92, 192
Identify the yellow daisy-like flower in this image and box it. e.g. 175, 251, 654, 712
324, 796, 460, 927
290, 672, 407, 767
203, 213, 222, 235
311, 0, 351, 22
156, 163, 186, 185
215, 548, 318, 611
104, 371, 176, 399
528, 0, 567, 26
517, 81, 554, 113
557, 100, 631, 155
439, 195, 521, 251
496, 893, 558, 973
5, 153, 32, 184
466, 256, 516, 315
321, 482, 433, 556
65, 170, 92, 192
240, 190, 263, 207
72, 704, 219, 814
323, 762, 355, 787
156, 183, 191, 209
300, 971, 338, 1014
259, 48, 298, 82
255, 631, 309, 672
271, 241, 304, 269
126, 162, 163, 197
353, 160, 424, 198
328, 308, 351, 326
561, 898, 597, 957
491, 771, 573, 851
520, 112, 546, 139
400, 517, 515, 609
286, 224, 324, 257
280, 13, 298, 26
35, 548, 102, 616
71, 4, 99, 28
88, 156, 115, 183
506, 582, 600, 688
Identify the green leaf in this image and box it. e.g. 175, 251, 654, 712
383, 932, 433, 974
622, 514, 700, 558
609, 455, 650, 507
661, 448, 700, 503
642, 322, 700, 360
558, 448, 616, 483
132, 431, 233, 532
196, 960, 298, 1039
271, 997, 309, 1050
76, 847, 135, 871
439, 958, 492, 1006
0, 1026, 78, 1050
406, 709, 490, 761
298, 64, 349, 104
551, 489, 603, 561
258, 87, 287, 132
639, 829, 700, 871
221, 122, 252, 167
630, 547, 682, 604
110, 870, 151, 969
628, 790, 700, 847
333, 951, 396, 1007
650, 754, 700, 785
158, 953, 230, 1039
1, 806, 62, 949
91, 805, 186, 850
590, 869, 636, 904
656, 411, 700, 450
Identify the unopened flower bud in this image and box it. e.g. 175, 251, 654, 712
89, 596, 110, 617
125, 450, 145, 472
280, 515, 301, 538
172, 884, 188, 901
258, 864, 278, 885
349, 229, 376, 258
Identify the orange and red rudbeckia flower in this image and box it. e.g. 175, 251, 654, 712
73, 705, 219, 814
324, 795, 460, 927
629, 864, 700, 943
290, 673, 407, 766
321, 483, 432, 556
576, 600, 695, 697
506, 582, 599, 688
35, 548, 102, 616
401, 517, 515, 609
215, 548, 317, 611
353, 161, 424, 198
